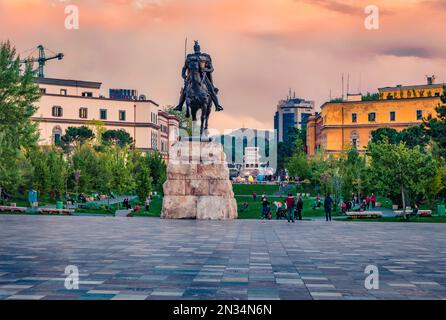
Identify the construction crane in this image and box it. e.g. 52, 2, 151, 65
20, 45, 64, 78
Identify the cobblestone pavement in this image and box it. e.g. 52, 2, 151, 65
0, 215, 446, 300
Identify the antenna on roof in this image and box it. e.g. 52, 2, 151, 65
358, 72, 362, 93
426, 75, 436, 85
342, 73, 344, 101
347, 73, 350, 97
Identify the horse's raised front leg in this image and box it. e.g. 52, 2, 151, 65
200, 113, 206, 137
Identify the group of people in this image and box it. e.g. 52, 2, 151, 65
341, 193, 377, 213
254, 191, 379, 222
257, 192, 304, 223
122, 193, 153, 213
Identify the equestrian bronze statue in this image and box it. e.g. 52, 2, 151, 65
175, 41, 223, 137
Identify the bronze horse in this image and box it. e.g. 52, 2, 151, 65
184, 58, 212, 137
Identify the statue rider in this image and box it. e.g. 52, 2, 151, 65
175, 41, 224, 112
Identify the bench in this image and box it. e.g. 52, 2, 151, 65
0, 205, 27, 213
394, 210, 413, 216
418, 210, 432, 217
346, 211, 383, 219
38, 208, 74, 216
395, 209, 433, 218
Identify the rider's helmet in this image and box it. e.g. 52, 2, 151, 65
193, 41, 201, 54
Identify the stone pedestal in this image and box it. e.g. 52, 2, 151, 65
161, 140, 238, 220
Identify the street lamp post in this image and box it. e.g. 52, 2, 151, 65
74, 170, 81, 209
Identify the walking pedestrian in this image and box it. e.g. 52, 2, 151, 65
371, 193, 377, 209
285, 193, 295, 223
261, 198, 270, 219
324, 193, 333, 222
295, 196, 303, 221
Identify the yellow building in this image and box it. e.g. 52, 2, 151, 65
307, 80, 444, 157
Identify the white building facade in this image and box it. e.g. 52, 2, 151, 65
33, 78, 179, 160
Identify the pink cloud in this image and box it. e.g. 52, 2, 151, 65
1, 0, 446, 132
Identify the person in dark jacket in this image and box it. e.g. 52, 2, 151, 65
284, 194, 296, 223
324, 194, 333, 221
295, 196, 303, 221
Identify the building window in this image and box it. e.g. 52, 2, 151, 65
435, 92, 440, 97
100, 109, 107, 120
79, 108, 88, 119
368, 112, 376, 122
52, 106, 63, 117
52, 126, 62, 145
351, 131, 359, 149
416, 110, 423, 120
390, 111, 396, 122
119, 110, 126, 121
352, 113, 357, 123
151, 132, 158, 150
60, 89, 67, 95
39, 88, 46, 94
82, 92, 93, 97
151, 112, 158, 124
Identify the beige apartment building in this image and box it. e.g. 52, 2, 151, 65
33, 78, 179, 160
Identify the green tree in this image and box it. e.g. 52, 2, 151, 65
277, 127, 305, 172
102, 129, 134, 148
108, 145, 135, 198
371, 128, 400, 144
28, 148, 50, 196
286, 139, 310, 180
95, 151, 113, 196
87, 119, 106, 145
166, 105, 191, 136
371, 126, 429, 149
147, 151, 166, 192
399, 126, 429, 149
307, 148, 330, 194
341, 147, 368, 200
368, 142, 436, 219
26, 147, 67, 199
132, 151, 153, 202
423, 87, 446, 159
70, 145, 100, 194
0, 41, 40, 194
61, 126, 95, 153
361, 92, 380, 101
45, 148, 68, 199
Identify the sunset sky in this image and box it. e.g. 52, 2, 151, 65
1, 0, 446, 132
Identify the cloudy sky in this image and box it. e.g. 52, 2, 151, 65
1, 0, 446, 132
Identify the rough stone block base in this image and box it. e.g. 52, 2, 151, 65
161, 141, 238, 220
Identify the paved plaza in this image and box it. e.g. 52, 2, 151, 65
0, 215, 446, 300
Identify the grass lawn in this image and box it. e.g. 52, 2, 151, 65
131, 195, 338, 219
1, 194, 56, 207
232, 184, 282, 196
133, 196, 163, 218
129, 193, 337, 219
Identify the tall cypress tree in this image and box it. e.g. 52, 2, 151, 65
0, 41, 40, 194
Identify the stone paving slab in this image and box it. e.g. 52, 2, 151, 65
0, 215, 446, 300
